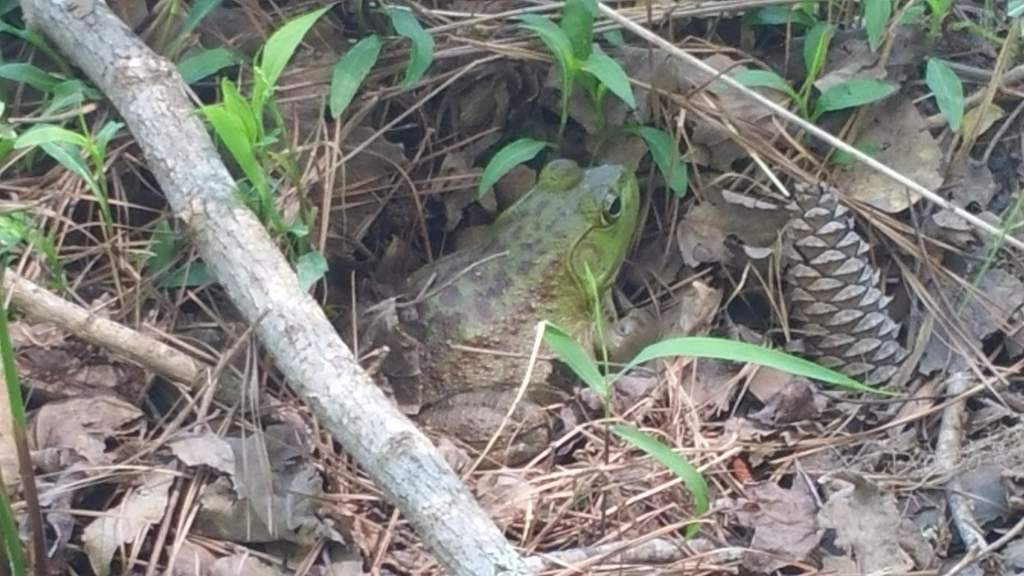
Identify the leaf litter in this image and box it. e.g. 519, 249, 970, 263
2, 1, 1024, 574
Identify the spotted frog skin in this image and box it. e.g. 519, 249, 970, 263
391, 159, 640, 462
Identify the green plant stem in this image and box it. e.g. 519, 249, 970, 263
0, 270, 46, 575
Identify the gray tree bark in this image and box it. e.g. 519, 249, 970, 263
15, 0, 531, 573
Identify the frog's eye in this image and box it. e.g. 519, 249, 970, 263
538, 159, 583, 191
601, 192, 622, 225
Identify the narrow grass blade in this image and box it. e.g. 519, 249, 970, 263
803, 22, 834, 85
618, 336, 889, 394
543, 322, 606, 396
0, 62, 61, 93
613, 424, 707, 537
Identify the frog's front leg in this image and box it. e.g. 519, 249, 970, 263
416, 386, 563, 466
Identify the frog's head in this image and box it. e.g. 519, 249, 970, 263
531, 159, 640, 296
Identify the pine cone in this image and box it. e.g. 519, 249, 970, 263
785, 183, 908, 385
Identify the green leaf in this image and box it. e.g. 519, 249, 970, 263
219, 78, 258, 144
581, 46, 635, 109
39, 142, 99, 193
47, 80, 100, 113
0, 212, 29, 249
14, 124, 89, 149
201, 103, 266, 194
900, 2, 927, 23
146, 219, 180, 275
925, 58, 964, 133
634, 126, 687, 197
0, 62, 62, 93
520, 14, 575, 69
616, 336, 888, 394
863, 0, 891, 51
178, 0, 223, 41
561, 0, 594, 61
0, 22, 69, 75
613, 424, 707, 536
386, 6, 434, 91
329, 34, 381, 119
259, 5, 332, 90
601, 29, 625, 47
93, 121, 123, 157
744, 5, 817, 27
811, 78, 896, 120
178, 47, 239, 84
160, 261, 212, 288
543, 322, 607, 396
296, 251, 328, 291
477, 138, 550, 198
520, 14, 577, 132
829, 141, 880, 165
803, 22, 834, 83
732, 68, 798, 101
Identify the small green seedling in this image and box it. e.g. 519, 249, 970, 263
923, 0, 955, 35
14, 121, 122, 235
0, 211, 64, 290
478, 126, 688, 201
733, 21, 896, 121
198, 5, 333, 287
519, 0, 635, 134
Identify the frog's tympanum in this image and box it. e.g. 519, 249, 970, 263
384, 159, 640, 463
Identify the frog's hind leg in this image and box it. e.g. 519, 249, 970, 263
417, 387, 560, 466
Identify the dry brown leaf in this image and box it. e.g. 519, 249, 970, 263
83, 472, 174, 576
962, 102, 1005, 138
833, 97, 942, 212
209, 554, 278, 576
818, 473, 935, 572
754, 380, 826, 425
168, 432, 236, 475
166, 541, 217, 576
32, 396, 143, 466
734, 481, 822, 571
192, 423, 330, 545
475, 470, 536, 530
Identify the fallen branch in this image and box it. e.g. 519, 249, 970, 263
2, 271, 205, 387
16, 0, 529, 573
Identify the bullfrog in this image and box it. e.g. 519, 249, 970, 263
379, 159, 640, 463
